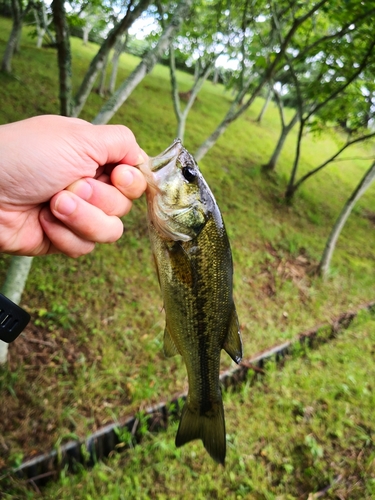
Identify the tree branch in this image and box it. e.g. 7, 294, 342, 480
71, 0, 151, 118
293, 131, 375, 191
92, 0, 193, 125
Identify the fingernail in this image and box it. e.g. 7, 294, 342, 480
119, 169, 134, 188
73, 179, 93, 201
54, 193, 77, 216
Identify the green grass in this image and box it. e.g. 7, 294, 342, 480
4, 310, 375, 499
1, 15, 375, 498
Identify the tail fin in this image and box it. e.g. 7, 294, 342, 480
175, 399, 226, 465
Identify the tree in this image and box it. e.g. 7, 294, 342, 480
287, 70, 375, 194
92, 0, 193, 125
32, 1, 55, 48
194, 0, 331, 161
287, 130, 375, 196
71, 0, 152, 118
318, 161, 375, 278
262, 87, 299, 171
108, 32, 129, 94
255, 84, 272, 124
50, 0, 153, 117
284, 30, 375, 201
52, 0, 73, 116
162, 0, 228, 140
170, 49, 216, 140
0, 257, 33, 364
0, 1, 191, 364
1, 0, 33, 73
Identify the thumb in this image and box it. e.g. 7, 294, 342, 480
88, 123, 146, 166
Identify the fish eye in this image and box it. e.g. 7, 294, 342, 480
182, 166, 197, 183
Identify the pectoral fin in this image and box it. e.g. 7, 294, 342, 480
163, 323, 180, 357
223, 307, 243, 364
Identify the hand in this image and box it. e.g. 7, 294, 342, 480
0, 115, 147, 257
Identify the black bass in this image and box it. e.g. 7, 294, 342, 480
139, 140, 242, 465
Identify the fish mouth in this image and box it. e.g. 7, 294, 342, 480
137, 139, 183, 190
150, 140, 183, 173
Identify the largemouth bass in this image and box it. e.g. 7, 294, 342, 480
139, 140, 242, 465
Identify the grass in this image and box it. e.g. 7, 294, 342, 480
0, 15, 375, 498
4, 309, 375, 499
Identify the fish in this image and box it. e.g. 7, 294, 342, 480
138, 140, 243, 465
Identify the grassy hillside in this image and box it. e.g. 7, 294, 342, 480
1, 16, 375, 498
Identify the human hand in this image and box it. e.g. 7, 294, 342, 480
0, 115, 147, 257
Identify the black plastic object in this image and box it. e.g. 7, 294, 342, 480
0, 293, 30, 343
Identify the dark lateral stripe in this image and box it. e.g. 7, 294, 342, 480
192, 257, 218, 415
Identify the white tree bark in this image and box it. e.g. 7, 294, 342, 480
1, 0, 22, 73
34, 7, 45, 48
194, 101, 240, 161
263, 91, 299, 172
170, 50, 215, 142
71, 0, 151, 118
108, 33, 128, 94
82, 22, 93, 45
97, 51, 109, 96
256, 85, 272, 123
0, 257, 33, 365
194, 0, 331, 161
319, 161, 375, 278
92, 0, 192, 125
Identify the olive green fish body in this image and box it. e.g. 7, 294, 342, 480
140, 141, 242, 465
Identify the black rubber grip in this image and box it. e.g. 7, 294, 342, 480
0, 293, 30, 343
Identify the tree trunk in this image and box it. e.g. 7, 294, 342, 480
195, 108, 238, 161
108, 33, 128, 95
285, 118, 305, 201
256, 85, 272, 123
34, 7, 46, 49
285, 36, 375, 202
318, 161, 375, 278
92, 0, 192, 126
71, 0, 151, 118
52, 0, 72, 117
169, 45, 214, 142
0, 256, 33, 365
263, 111, 299, 171
97, 51, 109, 97
212, 66, 220, 85
169, 43, 182, 133
1, 0, 22, 73
194, 0, 330, 161
82, 23, 92, 45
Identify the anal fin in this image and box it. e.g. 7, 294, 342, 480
163, 323, 180, 357
223, 307, 243, 364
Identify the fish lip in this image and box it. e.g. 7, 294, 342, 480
150, 139, 183, 173
137, 139, 184, 190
